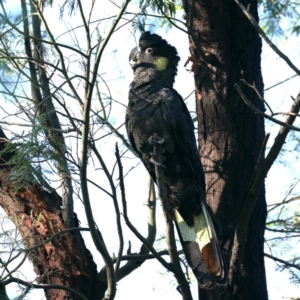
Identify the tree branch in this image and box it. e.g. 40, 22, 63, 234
114, 144, 171, 271
264, 74, 298, 91
235, 84, 300, 132
0, 282, 9, 300
109, 172, 158, 283
230, 91, 300, 281
89, 141, 124, 279
3, 277, 88, 300
151, 135, 193, 300
116, 249, 184, 261
27, 0, 75, 227
79, 2, 131, 299
0, 129, 98, 299
264, 253, 300, 272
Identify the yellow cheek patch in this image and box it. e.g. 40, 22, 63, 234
154, 57, 168, 71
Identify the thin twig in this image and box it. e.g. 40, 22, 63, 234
268, 179, 300, 213
79, 2, 132, 299
0, 121, 74, 132
3, 277, 88, 300
2, 228, 90, 273
264, 74, 298, 91
115, 144, 172, 271
111, 144, 124, 279
241, 79, 273, 115
0, 12, 87, 57
235, 84, 300, 132
114, 249, 184, 261
109, 174, 157, 283
265, 227, 300, 233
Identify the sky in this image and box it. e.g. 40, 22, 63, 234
0, 0, 300, 299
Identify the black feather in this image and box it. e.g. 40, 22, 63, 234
126, 32, 227, 288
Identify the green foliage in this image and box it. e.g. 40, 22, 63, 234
0, 13, 23, 77
138, 0, 177, 16
0, 115, 68, 192
30, 210, 43, 225
132, 0, 182, 33
259, 0, 300, 37
59, 0, 77, 18
134, 0, 300, 37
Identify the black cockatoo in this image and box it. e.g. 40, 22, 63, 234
126, 31, 227, 288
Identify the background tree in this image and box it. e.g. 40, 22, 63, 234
0, 0, 299, 299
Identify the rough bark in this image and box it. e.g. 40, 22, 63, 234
181, 0, 267, 299
0, 127, 159, 299
0, 129, 101, 299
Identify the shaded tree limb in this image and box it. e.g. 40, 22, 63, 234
151, 135, 193, 300
230, 91, 300, 281
0, 282, 9, 300
31, 0, 83, 105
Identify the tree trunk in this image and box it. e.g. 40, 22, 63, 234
181, 0, 268, 299
0, 129, 101, 299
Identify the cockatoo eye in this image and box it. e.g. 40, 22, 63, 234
145, 48, 153, 53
